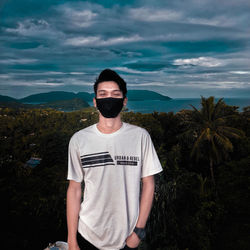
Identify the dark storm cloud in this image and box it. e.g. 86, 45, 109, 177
0, 0, 249, 98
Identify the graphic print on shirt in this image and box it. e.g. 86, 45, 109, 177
115, 155, 140, 166
81, 152, 115, 168
81, 152, 140, 168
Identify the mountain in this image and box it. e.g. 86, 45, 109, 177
20, 91, 77, 103
0, 95, 28, 108
76, 92, 94, 102
19, 91, 95, 103
18, 90, 171, 103
1, 90, 171, 111
75, 90, 171, 101
0, 95, 19, 103
36, 98, 89, 111
127, 90, 171, 101
0, 90, 172, 111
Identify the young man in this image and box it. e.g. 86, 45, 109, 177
67, 69, 163, 250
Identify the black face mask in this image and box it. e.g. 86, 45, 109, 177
96, 97, 124, 118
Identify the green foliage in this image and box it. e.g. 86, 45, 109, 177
215, 157, 250, 250
177, 96, 245, 185
0, 97, 249, 249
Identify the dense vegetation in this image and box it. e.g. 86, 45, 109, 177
0, 97, 249, 250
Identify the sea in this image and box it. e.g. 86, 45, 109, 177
27, 98, 249, 113
123, 98, 250, 114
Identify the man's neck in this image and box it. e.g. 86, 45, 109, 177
97, 115, 123, 134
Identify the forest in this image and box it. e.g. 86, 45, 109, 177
0, 96, 249, 250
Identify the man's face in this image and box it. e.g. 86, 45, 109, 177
93, 81, 127, 112
96, 81, 123, 99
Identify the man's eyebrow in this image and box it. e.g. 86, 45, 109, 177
97, 89, 121, 92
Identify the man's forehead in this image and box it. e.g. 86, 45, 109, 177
97, 81, 121, 91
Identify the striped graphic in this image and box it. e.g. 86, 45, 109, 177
80, 152, 114, 168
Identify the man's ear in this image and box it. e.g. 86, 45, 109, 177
123, 97, 128, 106
93, 97, 97, 108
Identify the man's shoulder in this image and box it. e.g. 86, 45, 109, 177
123, 122, 149, 135
71, 124, 96, 140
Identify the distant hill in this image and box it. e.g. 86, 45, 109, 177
18, 90, 171, 103
0, 95, 28, 108
19, 91, 95, 103
127, 90, 171, 101
0, 90, 171, 110
0, 95, 19, 103
36, 98, 89, 111
20, 91, 76, 103
76, 92, 94, 102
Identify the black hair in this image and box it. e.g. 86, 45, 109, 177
94, 69, 127, 97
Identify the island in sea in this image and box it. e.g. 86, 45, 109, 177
0, 90, 171, 111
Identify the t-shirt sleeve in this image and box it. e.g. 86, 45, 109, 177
141, 130, 163, 178
67, 134, 84, 182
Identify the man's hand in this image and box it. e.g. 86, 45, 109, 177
126, 232, 141, 248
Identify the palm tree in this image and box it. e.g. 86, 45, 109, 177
181, 96, 244, 186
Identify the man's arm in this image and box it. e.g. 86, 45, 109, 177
126, 175, 155, 248
67, 180, 82, 250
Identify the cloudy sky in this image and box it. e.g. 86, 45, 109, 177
1, 0, 250, 98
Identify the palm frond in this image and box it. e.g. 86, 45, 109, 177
191, 129, 210, 159
214, 133, 233, 152
214, 117, 225, 127
218, 126, 245, 138
190, 104, 199, 113
178, 129, 197, 144
213, 98, 225, 119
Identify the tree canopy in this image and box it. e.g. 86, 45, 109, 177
0, 97, 249, 250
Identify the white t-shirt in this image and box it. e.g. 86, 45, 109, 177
67, 122, 163, 250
